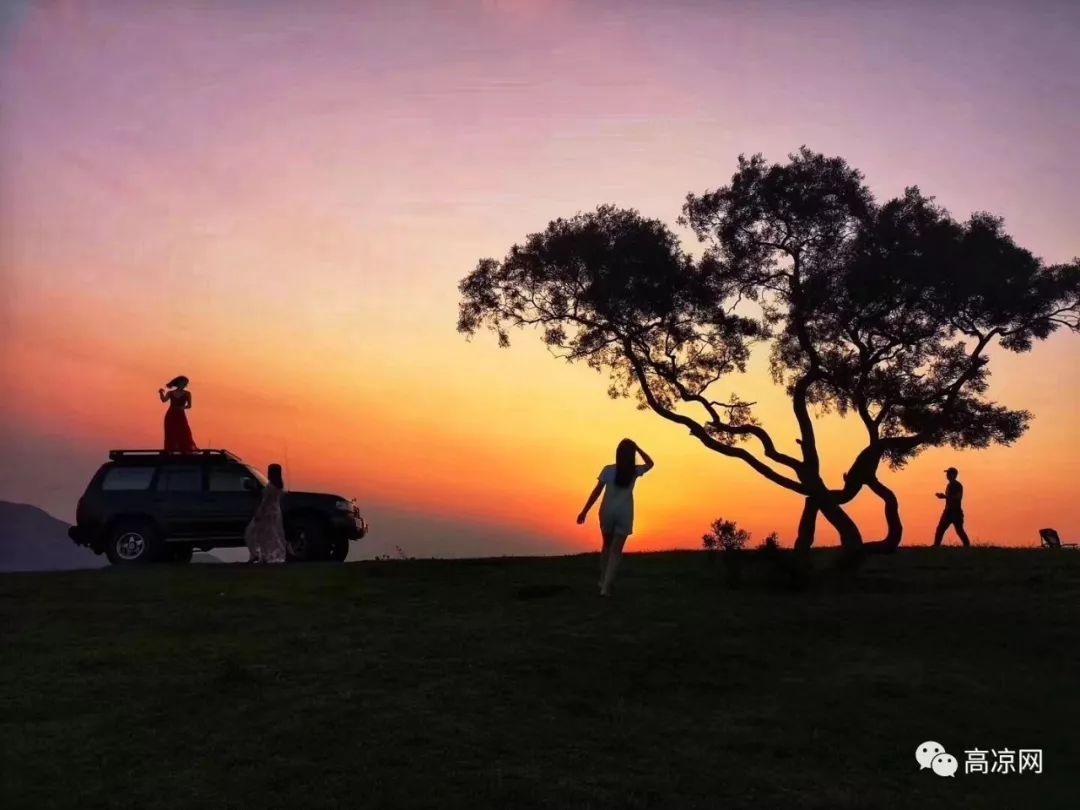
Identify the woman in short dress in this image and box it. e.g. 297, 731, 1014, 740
245, 464, 287, 564
577, 439, 654, 596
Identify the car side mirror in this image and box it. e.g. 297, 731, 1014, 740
242, 478, 259, 492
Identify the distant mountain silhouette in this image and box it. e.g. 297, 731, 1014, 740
0, 500, 105, 572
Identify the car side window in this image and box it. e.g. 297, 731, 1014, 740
156, 466, 203, 492
101, 467, 155, 491
208, 467, 256, 492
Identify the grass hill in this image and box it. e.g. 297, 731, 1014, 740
1, 548, 1077, 809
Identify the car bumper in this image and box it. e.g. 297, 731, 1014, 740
330, 513, 368, 540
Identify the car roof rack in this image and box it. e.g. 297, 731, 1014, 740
108, 449, 242, 462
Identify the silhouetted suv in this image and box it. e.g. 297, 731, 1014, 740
69, 449, 368, 564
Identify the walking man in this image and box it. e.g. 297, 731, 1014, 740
933, 467, 971, 547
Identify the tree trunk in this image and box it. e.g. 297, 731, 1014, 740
863, 477, 903, 554
817, 498, 863, 552
793, 497, 819, 552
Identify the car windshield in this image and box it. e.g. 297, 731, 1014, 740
245, 466, 269, 486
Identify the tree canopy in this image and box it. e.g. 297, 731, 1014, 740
458, 148, 1080, 551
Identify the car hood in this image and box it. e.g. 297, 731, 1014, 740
282, 491, 352, 504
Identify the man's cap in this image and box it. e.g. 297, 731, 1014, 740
945, 467, 958, 475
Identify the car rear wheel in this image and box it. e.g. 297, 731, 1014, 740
285, 515, 327, 562
105, 519, 162, 565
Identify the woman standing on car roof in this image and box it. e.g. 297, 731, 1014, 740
159, 375, 198, 453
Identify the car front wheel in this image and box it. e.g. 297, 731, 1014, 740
285, 515, 327, 562
105, 519, 161, 565
327, 537, 349, 562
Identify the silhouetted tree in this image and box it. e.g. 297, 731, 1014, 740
758, 532, 781, 552
458, 148, 1080, 552
702, 518, 751, 552
702, 517, 750, 586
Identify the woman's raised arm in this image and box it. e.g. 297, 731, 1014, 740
636, 445, 655, 472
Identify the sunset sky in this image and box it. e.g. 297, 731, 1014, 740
2, 0, 1078, 558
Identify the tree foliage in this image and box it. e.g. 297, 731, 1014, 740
702, 518, 751, 552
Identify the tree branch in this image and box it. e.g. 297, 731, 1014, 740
622, 342, 806, 493
631, 339, 804, 471
787, 252, 823, 469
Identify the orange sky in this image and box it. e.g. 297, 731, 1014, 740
2, 1, 1078, 556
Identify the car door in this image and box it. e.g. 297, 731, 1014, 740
152, 464, 208, 539
205, 463, 261, 541
100, 464, 157, 531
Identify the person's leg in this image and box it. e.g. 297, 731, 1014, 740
245, 526, 260, 563
954, 514, 971, 547
933, 512, 949, 546
600, 533, 628, 596
599, 531, 612, 589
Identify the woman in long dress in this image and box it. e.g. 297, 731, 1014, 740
159, 376, 198, 453
576, 439, 654, 596
245, 464, 287, 564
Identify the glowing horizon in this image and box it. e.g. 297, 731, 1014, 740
2, 1, 1078, 556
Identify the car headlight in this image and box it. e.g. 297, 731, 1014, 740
334, 499, 353, 511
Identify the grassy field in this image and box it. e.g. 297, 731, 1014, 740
2, 548, 1078, 809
